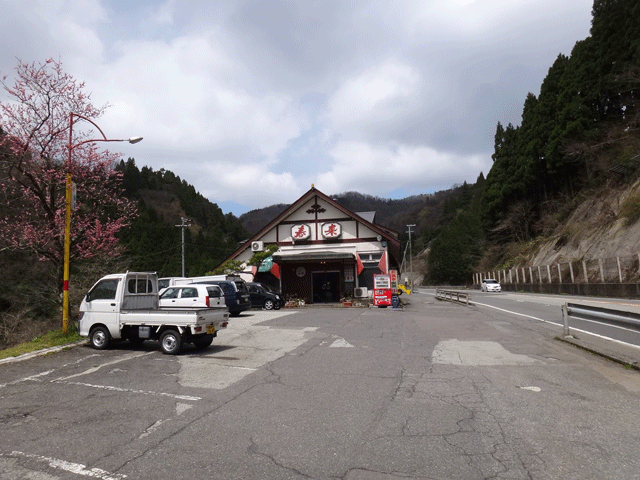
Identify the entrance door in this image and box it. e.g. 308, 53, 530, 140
312, 271, 340, 303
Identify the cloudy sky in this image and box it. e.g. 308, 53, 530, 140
0, 0, 594, 216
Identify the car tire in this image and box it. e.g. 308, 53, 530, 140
192, 334, 214, 349
90, 326, 111, 350
264, 299, 275, 310
159, 329, 182, 355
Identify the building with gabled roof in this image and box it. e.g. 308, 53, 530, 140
220, 186, 401, 304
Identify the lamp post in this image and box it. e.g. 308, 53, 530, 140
63, 112, 142, 334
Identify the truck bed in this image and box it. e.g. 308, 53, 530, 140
119, 308, 229, 327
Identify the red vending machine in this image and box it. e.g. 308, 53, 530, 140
373, 274, 392, 307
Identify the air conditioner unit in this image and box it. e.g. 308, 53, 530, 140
251, 241, 264, 252
354, 287, 368, 298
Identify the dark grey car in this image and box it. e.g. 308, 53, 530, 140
246, 282, 282, 310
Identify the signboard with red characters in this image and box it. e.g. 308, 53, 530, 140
389, 269, 398, 294
291, 224, 311, 241
373, 274, 392, 307
321, 222, 342, 239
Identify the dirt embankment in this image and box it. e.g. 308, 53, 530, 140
496, 180, 640, 280
529, 179, 640, 267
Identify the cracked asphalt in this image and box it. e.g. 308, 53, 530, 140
1, 294, 640, 479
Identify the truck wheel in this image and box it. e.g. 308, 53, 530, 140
192, 334, 214, 349
264, 299, 275, 310
160, 329, 182, 355
90, 326, 111, 350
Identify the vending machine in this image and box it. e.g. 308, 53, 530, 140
373, 273, 392, 307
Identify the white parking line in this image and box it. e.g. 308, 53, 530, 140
4, 451, 127, 480
0, 370, 56, 389
52, 351, 155, 382
56, 380, 201, 401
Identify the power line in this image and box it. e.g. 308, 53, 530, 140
407, 224, 416, 286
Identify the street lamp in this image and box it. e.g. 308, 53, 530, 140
63, 112, 142, 334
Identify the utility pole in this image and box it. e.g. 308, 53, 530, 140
407, 224, 416, 286
175, 217, 191, 277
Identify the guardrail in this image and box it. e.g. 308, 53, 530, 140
435, 288, 471, 305
561, 302, 640, 336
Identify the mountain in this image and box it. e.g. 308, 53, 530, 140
115, 159, 250, 277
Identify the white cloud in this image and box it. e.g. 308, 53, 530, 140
317, 141, 488, 196
87, 33, 310, 159
0, 0, 595, 214
327, 60, 421, 133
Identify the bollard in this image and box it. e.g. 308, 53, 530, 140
562, 304, 569, 337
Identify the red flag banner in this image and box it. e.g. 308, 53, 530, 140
356, 253, 364, 275
377, 252, 387, 274
270, 262, 281, 279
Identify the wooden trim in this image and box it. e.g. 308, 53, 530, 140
277, 217, 353, 225
278, 237, 380, 247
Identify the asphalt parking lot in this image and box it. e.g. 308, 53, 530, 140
2, 296, 640, 479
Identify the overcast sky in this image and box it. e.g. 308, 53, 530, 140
0, 0, 594, 216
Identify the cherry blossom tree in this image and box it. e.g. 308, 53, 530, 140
0, 59, 137, 297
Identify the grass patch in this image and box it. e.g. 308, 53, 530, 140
620, 189, 640, 226
0, 329, 83, 360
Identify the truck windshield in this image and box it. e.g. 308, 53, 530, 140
87, 279, 119, 301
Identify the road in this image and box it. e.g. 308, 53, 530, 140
425, 287, 640, 349
1, 295, 640, 479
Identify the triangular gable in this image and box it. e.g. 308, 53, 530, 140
219, 186, 401, 267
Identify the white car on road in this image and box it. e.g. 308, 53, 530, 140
481, 278, 501, 292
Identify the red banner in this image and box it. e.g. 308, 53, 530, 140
377, 252, 387, 274
356, 253, 364, 275
270, 262, 281, 279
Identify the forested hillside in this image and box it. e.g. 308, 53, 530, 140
423, 0, 640, 285
115, 158, 249, 276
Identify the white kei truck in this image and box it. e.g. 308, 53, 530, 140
78, 272, 229, 355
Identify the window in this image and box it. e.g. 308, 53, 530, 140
160, 288, 179, 299
87, 279, 119, 301
181, 288, 198, 298
234, 281, 248, 293
217, 282, 235, 296
128, 278, 154, 294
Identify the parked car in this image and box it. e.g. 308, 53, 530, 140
246, 282, 281, 310
159, 284, 225, 308
158, 277, 187, 289
191, 280, 251, 317
481, 278, 501, 292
